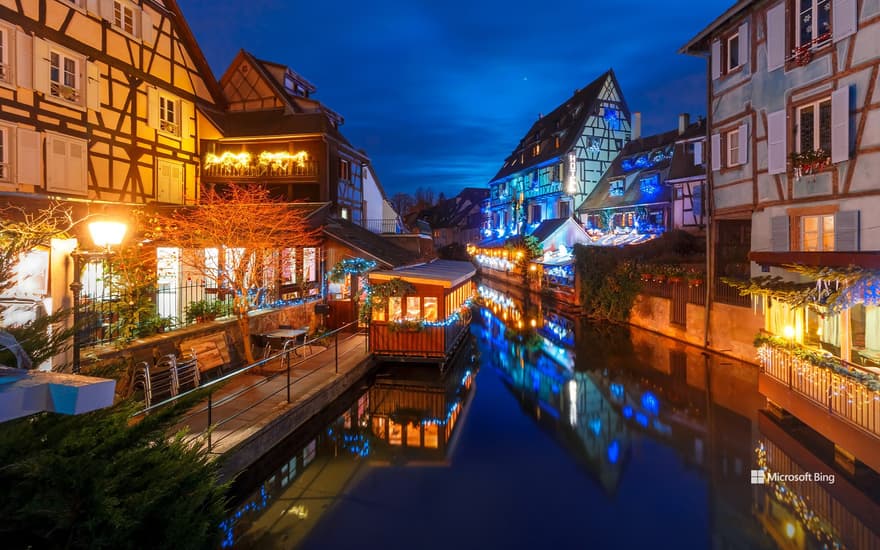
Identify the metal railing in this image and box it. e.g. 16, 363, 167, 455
640, 278, 706, 305
759, 344, 880, 437
136, 322, 365, 452
202, 159, 318, 179
362, 218, 406, 234
714, 278, 752, 308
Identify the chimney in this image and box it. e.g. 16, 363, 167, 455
632, 112, 642, 140
678, 113, 690, 135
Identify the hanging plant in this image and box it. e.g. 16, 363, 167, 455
789, 149, 830, 179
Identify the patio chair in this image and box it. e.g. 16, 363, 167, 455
175, 350, 200, 393
132, 358, 177, 407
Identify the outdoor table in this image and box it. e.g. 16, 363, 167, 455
262, 329, 308, 357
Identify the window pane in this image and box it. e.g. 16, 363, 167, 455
819, 100, 832, 152
799, 0, 813, 46
799, 105, 815, 152
728, 35, 739, 68
406, 422, 421, 447
423, 297, 438, 321
822, 215, 835, 251
424, 423, 439, 449
817, 0, 831, 39
802, 216, 819, 251
389, 297, 402, 321
406, 296, 420, 319
389, 421, 402, 446
50, 53, 60, 83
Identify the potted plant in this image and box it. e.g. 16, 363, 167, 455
186, 300, 226, 323
789, 149, 830, 179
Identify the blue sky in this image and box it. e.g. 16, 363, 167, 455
178, 0, 731, 198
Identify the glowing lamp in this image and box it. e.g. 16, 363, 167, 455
88, 221, 127, 249
784, 522, 796, 539
783, 325, 795, 340
530, 318, 537, 328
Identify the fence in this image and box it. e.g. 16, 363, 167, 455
362, 218, 406, 234
77, 279, 318, 348
136, 322, 365, 453
640, 278, 706, 306
714, 278, 752, 308
759, 344, 880, 438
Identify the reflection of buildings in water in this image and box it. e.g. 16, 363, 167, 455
369, 351, 477, 462
754, 417, 880, 550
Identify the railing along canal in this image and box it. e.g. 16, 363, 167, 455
136, 321, 367, 452
759, 344, 880, 437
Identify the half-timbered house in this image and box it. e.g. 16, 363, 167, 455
484, 70, 631, 241
683, 0, 880, 467
578, 115, 706, 246
201, 50, 367, 223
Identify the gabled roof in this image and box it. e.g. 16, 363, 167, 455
150, 1, 227, 106
206, 109, 355, 149
417, 188, 489, 230
530, 218, 593, 252
369, 260, 476, 289
491, 70, 627, 182
578, 120, 705, 212
680, 0, 754, 54
323, 219, 420, 268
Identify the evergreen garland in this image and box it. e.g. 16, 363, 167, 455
327, 257, 378, 283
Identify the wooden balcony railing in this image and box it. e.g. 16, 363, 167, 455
758, 344, 880, 437
202, 160, 318, 179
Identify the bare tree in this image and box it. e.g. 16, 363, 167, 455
390, 192, 415, 216
151, 185, 321, 363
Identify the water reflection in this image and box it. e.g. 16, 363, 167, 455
224, 280, 880, 550
222, 340, 478, 548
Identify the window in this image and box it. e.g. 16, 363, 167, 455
796, 98, 832, 153
530, 204, 542, 223
797, 0, 832, 48
340, 207, 349, 220
303, 247, 316, 282
159, 96, 178, 135
0, 127, 6, 180
558, 201, 570, 219
639, 174, 660, 195
609, 179, 624, 197
50, 51, 79, 102
406, 297, 420, 319
801, 214, 834, 251
113, 1, 135, 35
389, 297, 402, 321
0, 27, 9, 84
726, 33, 740, 71
46, 134, 87, 195
726, 128, 740, 166
423, 297, 438, 322
339, 159, 351, 181
532, 143, 540, 156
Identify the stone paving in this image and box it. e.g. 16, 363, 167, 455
174, 332, 370, 457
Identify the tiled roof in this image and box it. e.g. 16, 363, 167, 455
491, 70, 625, 182
323, 219, 419, 268
370, 260, 476, 288
530, 218, 569, 243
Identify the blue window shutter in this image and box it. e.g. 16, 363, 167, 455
835, 210, 859, 251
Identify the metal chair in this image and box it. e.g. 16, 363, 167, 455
175, 349, 200, 393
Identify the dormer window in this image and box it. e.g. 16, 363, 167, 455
609, 179, 624, 197
532, 143, 541, 157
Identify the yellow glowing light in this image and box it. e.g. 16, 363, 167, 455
816, 326, 823, 337
88, 221, 127, 248
783, 325, 796, 340
204, 151, 252, 168
784, 522, 796, 539
530, 319, 537, 328
529, 264, 537, 272
258, 150, 308, 169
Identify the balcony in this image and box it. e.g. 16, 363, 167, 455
202, 153, 318, 180
363, 218, 406, 234
757, 340, 880, 439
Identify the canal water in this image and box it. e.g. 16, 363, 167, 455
222, 284, 880, 550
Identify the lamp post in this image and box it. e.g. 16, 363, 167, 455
70, 220, 127, 374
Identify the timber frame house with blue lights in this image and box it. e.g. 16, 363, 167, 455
578, 115, 706, 246
484, 70, 631, 240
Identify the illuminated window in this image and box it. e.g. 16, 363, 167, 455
424, 423, 439, 449
796, 98, 831, 153
423, 297, 438, 322
389, 421, 402, 445
609, 179, 624, 197
801, 214, 834, 251
406, 422, 421, 447
389, 297, 402, 321
340, 207, 349, 220
797, 0, 832, 48
372, 417, 386, 439
532, 143, 540, 156
303, 248, 316, 282
406, 296, 420, 319
50, 51, 79, 102
372, 298, 386, 321
113, 1, 135, 35
159, 96, 179, 135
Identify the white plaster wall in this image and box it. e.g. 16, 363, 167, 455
362, 166, 385, 222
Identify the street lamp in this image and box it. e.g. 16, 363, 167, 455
70, 220, 128, 373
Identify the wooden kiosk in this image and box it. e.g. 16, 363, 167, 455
368, 260, 475, 362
